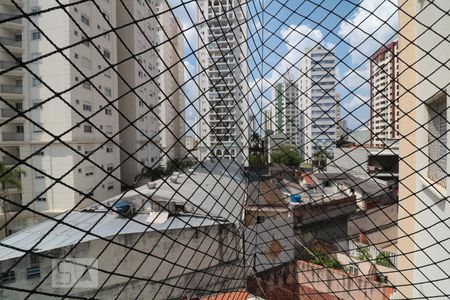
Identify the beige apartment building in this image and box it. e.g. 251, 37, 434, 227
0, 1, 121, 236
0, 0, 186, 236
370, 40, 400, 147
394, 0, 450, 298
155, 0, 186, 168
117, 0, 185, 184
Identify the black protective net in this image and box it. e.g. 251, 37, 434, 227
0, 0, 449, 299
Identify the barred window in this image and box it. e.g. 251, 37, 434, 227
427, 95, 448, 187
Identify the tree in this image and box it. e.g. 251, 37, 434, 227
306, 248, 343, 269
271, 144, 301, 168
0, 161, 25, 236
249, 153, 265, 169
375, 251, 395, 268
314, 146, 328, 171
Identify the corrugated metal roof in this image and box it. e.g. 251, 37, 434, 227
0, 160, 245, 261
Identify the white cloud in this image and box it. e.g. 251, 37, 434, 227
338, 0, 398, 64
182, 60, 199, 133
343, 94, 370, 111
168, 0, 197, 51
339, 66, 370, 92
278, 24, 326, 76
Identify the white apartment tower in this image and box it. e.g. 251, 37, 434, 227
300, 45, 339, 161
197, 0, 249, 163
155, 1, 186, 168
272, 77, 302, 150
116, 0, 161, 185
0, 1, 121, 235
370, 40, 399, 147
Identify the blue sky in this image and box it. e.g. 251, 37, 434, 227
168, 0, 398, 134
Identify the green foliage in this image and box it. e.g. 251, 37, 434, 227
375, 251, 395, 268
271, 144, 302, 168
0, 161, 25, 193
356, 246, 373, 261
306, 248, 343, 270
314, 146, 328, 171
249, 154, 265, 169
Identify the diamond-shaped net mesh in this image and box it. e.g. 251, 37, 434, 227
0, 0, 449, 299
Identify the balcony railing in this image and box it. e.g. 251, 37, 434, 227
0, 13, 22, 24
0, 60, 22, 70
2, 132, 24, 141
1, 108, 22, 118
0, 37, 22, 48
0, 85, 23, 94
2, 156, 19, 165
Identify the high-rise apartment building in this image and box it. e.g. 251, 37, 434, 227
116, 0, 161, 186
370, 40, 399, 147
395, 0, 450, 298
272, 78, 302, 151
300, 45, 339, 161
197, 0, 249, 163
117, 0, 186, 182
0, 1, 121, 235
155, 1, 186, 168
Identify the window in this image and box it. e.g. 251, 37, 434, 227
82, 103, 92, 112
0, 270, 15, 284
85, 166, 94, 176
32, 100, 43, 109
105, 125, 113, 134
83, 125, 92, 133
103, 49, 111, 60
31, 6, 41, 16
107, 183, 114, 190
35, 173, 45, 180
31, 31, 41, 40
30, 52, 42, 63
106, 164, 114, 172
105, 108, 112, 115
106, 144, 113, 153
82, 82, 91, 90
81, 14, 90, 26
32, 77, 42, 87
105, 88, 112, 97
427, 95, 447, 187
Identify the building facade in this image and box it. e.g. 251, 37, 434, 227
300, 45, 339, 161
272, 78, 302, 154
116, 0, 161, 186
197, 0, 249, 163
395, 0, 450, 298
0, 1, 121, 236
155, 1, 186, 168
370, 40, 400, 147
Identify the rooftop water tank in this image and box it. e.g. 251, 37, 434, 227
291, 194, 301, 203
114, 200, 131, 215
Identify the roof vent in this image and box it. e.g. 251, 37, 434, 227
147, 181, 157, 189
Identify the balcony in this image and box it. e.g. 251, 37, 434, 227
0, 37, 23, 52
2, 132, 24, 142
1, 108, 24, 123
0, 14, 22, 26
0, 84, 23, 97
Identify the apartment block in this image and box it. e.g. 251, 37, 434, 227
155, 1, 186, 168
116, 0, 161, 186
0, 1, 122, 236
300, 45, 339, 161
370, 40, 400, 147
272, 78, 302, 154
197, 0, 249, 163
395, 0, 450, 298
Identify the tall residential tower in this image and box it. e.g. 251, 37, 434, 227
300, 45, 339, 161
370, 40, 399, 147
197, 0, 249, 163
